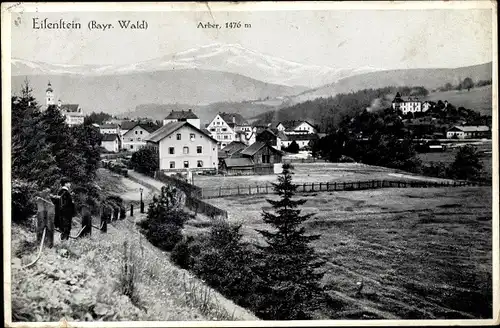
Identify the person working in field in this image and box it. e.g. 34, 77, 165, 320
56, 178, 75, 240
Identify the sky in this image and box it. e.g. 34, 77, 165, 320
9, 6, 494, 71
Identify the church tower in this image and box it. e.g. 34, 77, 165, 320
46, 81, 54, 106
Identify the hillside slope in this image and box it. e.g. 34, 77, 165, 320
11, 70, 304, 115
292, 62, 492, 103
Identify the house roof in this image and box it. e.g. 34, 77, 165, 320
120, 121, 137, 130
224, 158, 254, 168
60, 104, 80, 112
101, 134, 119, 142
286, 133, 320, 141
145, 121, 217, 143
165, 109, 198, 120
448, 125, 489, 132
276, 120, 315, 131
219, 112, 248, 126
100, 124, 119, 129
222, 141, 247, 154
240, 141, 282, 156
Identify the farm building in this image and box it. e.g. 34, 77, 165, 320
101, 134, 121, 153
446, 126, 490, 139
221, 141, 283, 175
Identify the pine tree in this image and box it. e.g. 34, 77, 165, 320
11, 79, 60, 188
450, 145, 483, 181
254, 163, 325, 320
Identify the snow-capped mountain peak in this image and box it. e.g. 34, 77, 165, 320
11, 43, 383, 88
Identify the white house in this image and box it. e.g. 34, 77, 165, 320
145, 121, 218, 173
206, 112, 252, 149
281, 133, 319, 150
100, 123, 121, 135
101, 134, 121, 153
163, 109, 201, 129
276, 121, 317, 135
392, 93, 423, 115
122, 123, 157, 151
446, 126, 490, 139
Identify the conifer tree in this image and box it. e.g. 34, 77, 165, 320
254, 163, 325, 320
11, 79, 59, 188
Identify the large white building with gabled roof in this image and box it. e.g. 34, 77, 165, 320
146, 121, 218, 173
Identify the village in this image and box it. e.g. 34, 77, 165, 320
8, 5, 495, 324
41, 81, 491, 182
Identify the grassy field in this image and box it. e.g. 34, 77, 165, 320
424, 85, 492, 115
200, 187, 493, 319
417, 146, 493, 180
193, 163, 453, 191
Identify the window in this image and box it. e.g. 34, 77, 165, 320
135, 131, 138, 135
223, 135, 228, 140
183, 146, 189, 154
210, 128, 216, 132
138, 137, 141, 141
197, 160, 203, 167
129, 138, 134, 142
140, 131, 143, 135
170, 161, 175, 169
197, 146, 202, 154
222, 128, 227, 132
190, 133, 195, 140
176, 133, 181, 140
130, 145, 133, 150
262, 154, 270, 163
184, 161, 189, 168
169, 147, 175, 154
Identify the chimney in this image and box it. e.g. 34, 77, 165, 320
58, 100, 62, 107
188, 108, 192, 112
232, 116, 236, 124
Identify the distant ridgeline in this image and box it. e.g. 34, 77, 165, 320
252, 86, 432, 131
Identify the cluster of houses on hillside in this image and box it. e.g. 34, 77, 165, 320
391, 92, 490, 139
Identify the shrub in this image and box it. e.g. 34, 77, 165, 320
171, 236, 202, 269
190, 219, 259, 306
144, 222, 183, 251
12, 179, 37, 224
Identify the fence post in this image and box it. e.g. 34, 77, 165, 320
334, 182, 337, 190
249, 185, 251, 195
343, 182, 346, 190
81, 206, 92, 238
130, 204, 134, 217
35, 197, 55, 248
312, 183, 315, 192
257, 185, 260, 194
303, 183, 306, 192
319, 182, 322, 191
266, 184, 269, 194
326, 182, 329, 191
238, 185, 240, 195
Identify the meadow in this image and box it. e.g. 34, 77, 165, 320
198, 186, 493, 319
424, 85, 492, 115
193, 163, 453, 191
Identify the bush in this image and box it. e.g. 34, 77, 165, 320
12, 179, 37, 224
171, 236, 203, 270
143, 222, 183, 251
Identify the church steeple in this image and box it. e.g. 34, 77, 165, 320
46, 81, 54, 106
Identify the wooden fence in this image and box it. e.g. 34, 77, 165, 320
201, 179, 480, 199
155, 171, 202, 198
153, 170, 227, 219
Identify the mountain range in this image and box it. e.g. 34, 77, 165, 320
12, 43, 381, 89
11, 43, 492, 122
